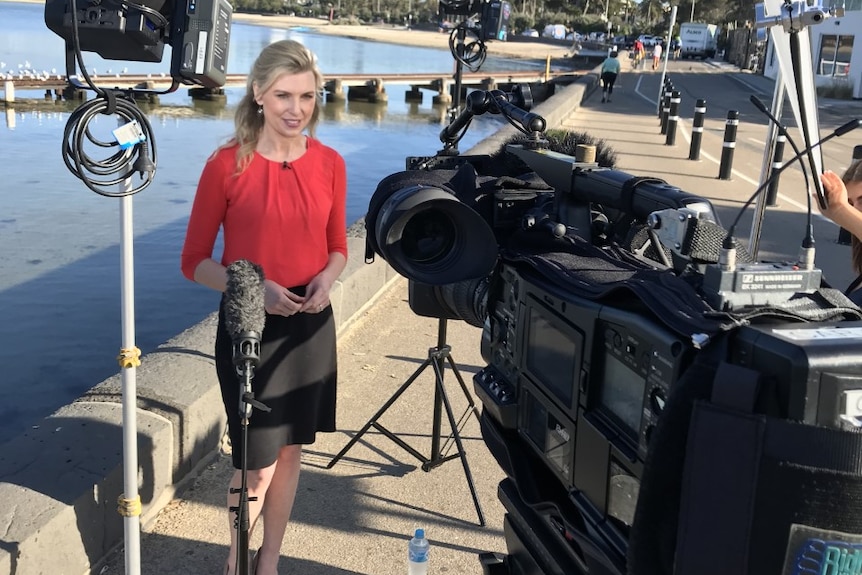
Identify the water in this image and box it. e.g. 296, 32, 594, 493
0, 2, 546, 444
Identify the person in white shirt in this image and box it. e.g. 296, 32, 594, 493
652, 42, 663, 70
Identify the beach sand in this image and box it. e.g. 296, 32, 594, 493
231, 13, 576, 63
7, 0, 579, 69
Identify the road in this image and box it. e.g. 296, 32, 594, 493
630, 58, 856, 177
560, 57, 862, 293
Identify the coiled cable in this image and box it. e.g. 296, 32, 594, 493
449, 22, 487, 72
62, 0, 159, 197
62, 91, 157, 197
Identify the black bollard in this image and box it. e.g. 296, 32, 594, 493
660, 89, 672, 135
689, 99, 707, 160
665, 90, 681, 146
718, 110, 739, 180
764, 133, 786, 206
658, 79, 668, 119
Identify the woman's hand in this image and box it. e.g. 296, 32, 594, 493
264, 279, 305, 317
818, 170, 862, 245
300, 271, 334, 314
821, 170, 851, 212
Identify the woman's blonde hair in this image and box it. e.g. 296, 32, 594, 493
844, 159, 862, 273
229, 39, 324, 173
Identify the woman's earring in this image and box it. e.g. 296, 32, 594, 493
257, 104, 263, 116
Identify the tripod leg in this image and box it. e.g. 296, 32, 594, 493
430, 358, 486, 527
446, 355, 482, 423
327, 356, 434, 469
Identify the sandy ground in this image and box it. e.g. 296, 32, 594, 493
231, 13, 576, 62
5, 0, 578, 68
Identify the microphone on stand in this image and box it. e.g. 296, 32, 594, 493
223, 259, 269, 575
224, 259, 268, 418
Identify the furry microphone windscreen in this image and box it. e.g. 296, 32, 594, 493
224, 259, 266, 338
488, 129, 619, 176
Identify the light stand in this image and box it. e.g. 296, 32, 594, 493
327, 317, 486, 526
230, 346, 271, 575
749, 0, 844, 256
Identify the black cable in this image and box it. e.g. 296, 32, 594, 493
726, 119, 861, 236
748, 94, 813, 246
63, 95, 158, 196
64, 0, 159, 196
449, 22, 487, 72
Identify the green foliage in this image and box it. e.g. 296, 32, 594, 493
511, 13, 534, 33
233, 0, 759, 34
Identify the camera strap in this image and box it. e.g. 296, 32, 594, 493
500, 232, 738, 345
501, 231, 862, 348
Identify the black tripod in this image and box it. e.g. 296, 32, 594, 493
327, 317, 486, 526
230, 344, 271, 575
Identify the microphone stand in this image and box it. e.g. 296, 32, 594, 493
230, 335, 270, 575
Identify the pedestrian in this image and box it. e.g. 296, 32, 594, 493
600, 50, 621, 103
672, 36, 681, 59
180, 39, 348, 575
632, 38, 645, 69
652, 41, 663, 70
819, 164, 862, 304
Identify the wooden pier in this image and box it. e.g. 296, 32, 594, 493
2, 69, 581, 106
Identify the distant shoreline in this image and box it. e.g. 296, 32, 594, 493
6, 0, 574, 64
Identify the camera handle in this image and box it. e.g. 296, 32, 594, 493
326, 318, 486, 526
439, 89, 548, 153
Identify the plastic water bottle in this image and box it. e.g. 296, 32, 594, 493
408, 528, 430, 575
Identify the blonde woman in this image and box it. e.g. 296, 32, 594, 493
181, 39, 347, 575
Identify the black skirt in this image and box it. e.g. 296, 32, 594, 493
215, 287, 337, 470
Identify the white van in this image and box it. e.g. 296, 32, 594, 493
542, 24, 567, 40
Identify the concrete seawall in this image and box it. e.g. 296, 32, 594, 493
0, 71, 598, 575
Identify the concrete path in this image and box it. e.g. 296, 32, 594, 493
99, 278, 504, 575
94, 62, 862, 575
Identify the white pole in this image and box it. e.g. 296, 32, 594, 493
657, 5, 678, 113
117, 119, 141, 575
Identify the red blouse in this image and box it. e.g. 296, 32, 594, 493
181, 138, 348, 288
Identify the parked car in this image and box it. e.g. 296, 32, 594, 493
638, 34, 659, 47
521, 28, 539, 37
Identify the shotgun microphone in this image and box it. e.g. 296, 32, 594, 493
223, 259, 268, 575
224, 260, 266, 417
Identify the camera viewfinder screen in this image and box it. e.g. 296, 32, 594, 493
599, 353, 645, 438
525, 306, 581, 408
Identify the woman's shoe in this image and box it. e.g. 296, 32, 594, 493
223, 550, 254, 575
251, 548, 261, 575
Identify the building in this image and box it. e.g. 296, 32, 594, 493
762, 0, 860, 99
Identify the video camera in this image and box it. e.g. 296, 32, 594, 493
43, 0, 231, 88
364, 81, 862, 574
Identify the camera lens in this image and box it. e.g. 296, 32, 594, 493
401, 211, 458, 263
366, 173, 497, 285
